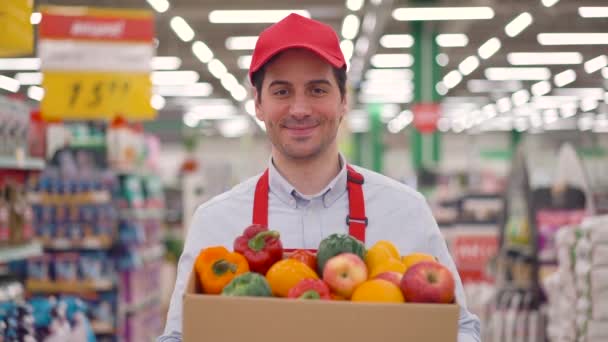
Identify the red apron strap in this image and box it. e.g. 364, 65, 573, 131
252, 169, 269, 227
252, 165, 367, 243
346, 165, 367, 243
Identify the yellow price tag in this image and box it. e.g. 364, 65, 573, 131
41, 71, 156, 121
0, 0, 34, 56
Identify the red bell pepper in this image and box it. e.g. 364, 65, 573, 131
287, 279, 331, 300
233, 224, 283, 275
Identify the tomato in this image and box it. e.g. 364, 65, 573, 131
288, 249, 317, 272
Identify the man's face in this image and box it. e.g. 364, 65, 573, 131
254, 49, 347, 161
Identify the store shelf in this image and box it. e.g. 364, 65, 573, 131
0, 242, 43, 264
39, 237, 114, 250
122, 291, 161, 314
91, 320, 115, 335
0, 156, 45, 171
26, 279, 115, 294
120, 208, 165, 220
0, 281, 24, 302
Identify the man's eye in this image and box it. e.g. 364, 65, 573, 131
312, 88, 327, 95
273, 89, 289, 96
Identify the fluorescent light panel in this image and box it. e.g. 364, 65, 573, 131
485, 67, 551, 81
0, 58, 40, 70
478, 38, 501, 59
507, 52, 583, 65
584, 55, 608, 73
340, 40, 354, 61
444, 70, 463, 89
15, 72, 42, 85
0, 75, 20, 92
27, 86, 44, 101
238, 55, 252, 69
342, 15, 360, 40
579, 7, 608, 18
346, 0, 365, 11
392, 7, 494, 21
542, 0, 560, 7
370, 54, 413, 68
554, 69, 576, 87
170, 16, 195, 42
146, 0, 169, 13
30, 12, 42, 25
225, 36, 258, 50
467, 80, 522, 93
365, 68, 413, 79
436, 34, 468, 47
150, 94, 166, 110
458, 56, 479, 76
209, 10, 310, 23
380, 34, 414, 48
154, 83, 213, 97
192, 41, 214, 64
538, 33, 608, 45
208, 59, 228, 78
505, 12, 533, 37
151, 56, 182, 70
531, 81, 552, 97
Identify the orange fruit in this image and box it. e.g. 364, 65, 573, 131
365, 240, 400, 273
368, 258, 407, 279
351, 279, 404, 303
402, 253, 437, 272
265, 259, 319, 297
373, 240, 400, 259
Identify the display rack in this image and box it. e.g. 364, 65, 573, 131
0, 156, 46, 171
0, 242, 42, 264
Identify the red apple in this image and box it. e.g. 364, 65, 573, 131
400, 261, 455, 303
373, 271, 402, 287
322, 253, 368, 299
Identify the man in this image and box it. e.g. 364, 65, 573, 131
160, 13, 480, 341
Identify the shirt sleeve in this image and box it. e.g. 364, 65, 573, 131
417, 196, 482, 342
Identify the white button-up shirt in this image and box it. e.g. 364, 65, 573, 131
160, 156, 481, 341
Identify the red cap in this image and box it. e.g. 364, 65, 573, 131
248, 13, 346, 83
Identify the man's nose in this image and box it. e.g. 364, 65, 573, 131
289, 93, 312, 117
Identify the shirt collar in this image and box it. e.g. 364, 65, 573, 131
268, 154, 348, 209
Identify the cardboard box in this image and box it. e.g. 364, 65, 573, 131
183, 270, 459, 342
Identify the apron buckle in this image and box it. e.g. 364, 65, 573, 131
346, 215, 368, 227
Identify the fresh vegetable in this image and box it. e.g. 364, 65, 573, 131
287, 279, 331, 300
194, 246, 249, 294
288, 249, 317, 271
221, 272, 272, 297
265, 259, 319, 297
369, 258, 406, 279
316, 234, 366, 274
233, 224, 283, 275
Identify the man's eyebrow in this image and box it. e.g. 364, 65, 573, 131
267, 80, 291, 88
307, 79, 332, 86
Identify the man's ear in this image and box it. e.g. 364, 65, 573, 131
254, 87, 264, 121
339, 93, 349, 122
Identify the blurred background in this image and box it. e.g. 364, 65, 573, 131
1, 0, 607, 341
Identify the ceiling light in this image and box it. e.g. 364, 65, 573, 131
208, 10, 310, 23
238, 55, 252, 69
531, 81, 552, 97
581, 97, 598, 112
436, 53, 449, 66
150, 94, 166, 110
544, 109, 559, 124
485, 67, 551, 81
435, 34, 468, 47
538, 33, 608, 45
15, 72, 42, 85
561, 102, 578, 118
365, 68, 413, 79
192, 41, 214, 64
170, 16, 195, 42
542, 0, 560, 7
151, 56, 182, 70
347, 0, 365, 11
30, 12, 42, 25
554, 69, 576, 87
504, 12, 533, 37
578, 114, 594, 130
458, 56, 479, 76
354, 37, 369, 56
579, 7, 608, 18
183, 112, 200, 127
436, 82, 448, 96
208, 59, 228, 79
225, 36, 258, 50
361, 13, 376, 34
467, 80, 522, 93
603, 68, 608, 79
0, 75, 20, 93
155, 83, 213, 97
443, 70, 463, 89
507, 52, 583, 65
231, 85, 248, 101
0, 58, 40, 70
387, 110, 413, 133
220, 73, 239, 91
342, 15, 360, 40
340, 40, 354, 61
482, 104, 497, 118
245, 99, 256, 116
218, 117, 251, 138
497, 97, 512, 113
379, 34, 414, 48
370, 54, 413, 68
152, 71, 199, 85
584, 55, 608, 73
478, 38, 501, 59
27, 86, 44, 101
512, 89, 531, 107
392, 7, 494, 21
360, 80, 413, 94
146, 0, 169, 13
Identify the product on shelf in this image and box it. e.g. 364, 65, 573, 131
0, 96, 30, 159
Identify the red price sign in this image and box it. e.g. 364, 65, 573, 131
412, 102, 441, 133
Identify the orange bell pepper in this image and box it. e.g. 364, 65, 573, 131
195, 246, 249, 294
